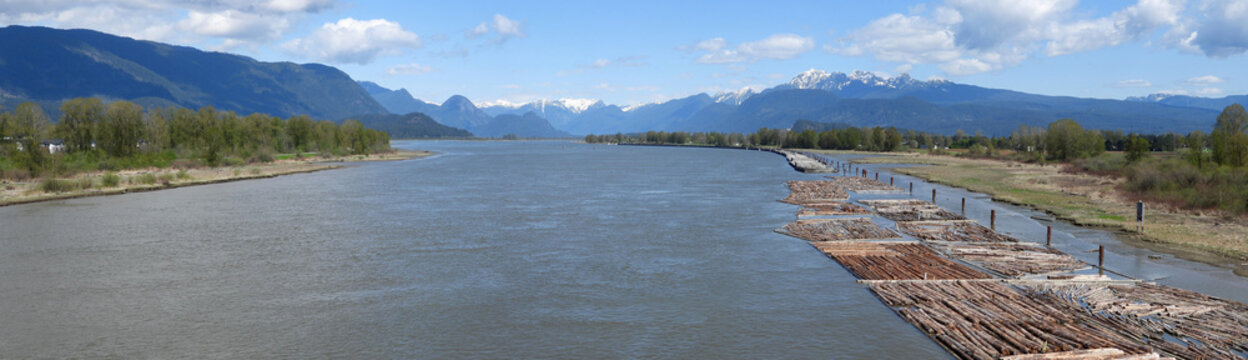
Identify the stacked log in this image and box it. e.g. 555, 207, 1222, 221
813, 242, 991, 280
868, 281, 1154, 360
1023, 282, 1248, 358
898, 221, 1020, 243
860, 199, 968, 222
796, 202, 873, 216
777, 218, 900, 242
929, 243, 1088, 278
826, 176, 903, 193
781, 180, 850, 204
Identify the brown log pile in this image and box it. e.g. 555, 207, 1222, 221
813, 242, 991, 280
860, 199, 968, 222
777, 218, 900, 242
1023, 282, 1248, 359
796, 202, 873, 216
826, 176, 903, 193
1001, 348, 1171, 360
930, 243, 1088, 278
868, 281, 1153, 360
898, 221, 1020, 243
781, 180, 850, 204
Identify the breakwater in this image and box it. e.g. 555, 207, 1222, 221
776, 174, 1248, 359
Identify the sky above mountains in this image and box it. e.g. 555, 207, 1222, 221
2, 0, 1246, 106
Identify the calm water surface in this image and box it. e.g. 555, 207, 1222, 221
0, 141, 950, 358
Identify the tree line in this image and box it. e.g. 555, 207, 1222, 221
0, 99, 391, 179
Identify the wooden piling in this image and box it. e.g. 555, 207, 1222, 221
932, 188, 937, 203
1046, 226, 1052, 246
991, 210, 997, 231
961, 197, 966, 215
1098, 245, 1105, 271
890, 177, 895, 186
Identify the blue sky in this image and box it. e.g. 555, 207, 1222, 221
3, 0, 1246, 106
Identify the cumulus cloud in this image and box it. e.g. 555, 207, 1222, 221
387, 63, 433, 75
0, 0, 334, 47
1168, 0, 1248, 57
833, 0, 1194, 76
694, 34, 815, 64
283, 18, 422, 65
463, 14, 524, 45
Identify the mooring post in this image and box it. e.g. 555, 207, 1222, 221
931, 188, 937, 203
874, 172, 878, 180
862, 169, 867, 177
909, 182, 913, 194
890, 177, 894, 186
961, 197, 966, 215
1046, 226, 1052, 246
1098, 245, 1105, 272
990, 209, 997, 230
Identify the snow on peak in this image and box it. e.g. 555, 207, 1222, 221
551, 98, 603, 113
790, 69, 831, 89
622, 102, 652, 112
713, 86, 759, 105
480, 99, 524, 108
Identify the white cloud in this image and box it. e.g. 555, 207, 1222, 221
467, 22, 489, 38
1113, 79, 1154, 87
178, 10, 290, 40
283, 18, 422, 65
589, 58, 611, 68
695, 33, 815, 64
387, 62, 433, 75
833, 0, 1190, 76
1166, 0, 1248, 57
493, 14, 523, 37
0, 0, 334, 48
1187, 75, 1225, 85
1197, 87, 1225, 96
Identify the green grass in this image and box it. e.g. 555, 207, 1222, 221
275, 152, 318, 160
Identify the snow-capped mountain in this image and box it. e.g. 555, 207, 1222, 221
712, 87, 758, 105
776, 69, 940, 95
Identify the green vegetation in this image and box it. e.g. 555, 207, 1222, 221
0, 98, 391, 180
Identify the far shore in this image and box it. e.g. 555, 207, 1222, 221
0, 149, 433, 207
830, 150, 1248, 275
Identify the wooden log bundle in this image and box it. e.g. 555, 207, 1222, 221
898, 221, 1021, 243
868, 281, 1154, 360
1023, 283, 1248, 359
860, 199, 968, 222
777, 218, 900, 242
825, 176, 904, 193
781, 180, 850, 204
813, 242, 991, 280
929, 243, 1088, 278
796, 202, 873, 217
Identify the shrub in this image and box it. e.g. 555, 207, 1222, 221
222, 157, 245, 167
101, 172, 121, 187
38, 178, 78, 193
158, 173, 175, 183
78, 177, 93, 190
136, 173, 157, 185
176, 170, 190, 179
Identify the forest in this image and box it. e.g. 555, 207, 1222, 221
0, 98, 391, 180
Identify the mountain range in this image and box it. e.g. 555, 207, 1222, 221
1, 25, 1240, 138
0, 25, 386, 120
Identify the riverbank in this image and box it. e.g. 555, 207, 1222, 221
834, 151, 1248, 269
0, 149, 432, 207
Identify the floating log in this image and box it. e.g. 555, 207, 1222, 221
860, 199, 968, 222
812, 242, 991, 280
928, 242, 1088, 278
777, 218, 900, 242
868, 281, 1154, 360
796, 202, 873, 217
823, 176, 904, 193
781, 180, 850, 205
898, 221, 1020, 243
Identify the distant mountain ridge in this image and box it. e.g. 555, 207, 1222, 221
359, 82, 571, 138
0, 25, 386, 120
391, 69, 1233, 136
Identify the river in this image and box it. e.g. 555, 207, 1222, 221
0, 141, 949, 359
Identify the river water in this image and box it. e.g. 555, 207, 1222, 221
0, 141, 951, 359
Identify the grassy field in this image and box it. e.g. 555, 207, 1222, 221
830, 151, 1248, 262
0, 149, 432, 206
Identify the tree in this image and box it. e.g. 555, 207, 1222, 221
11, 102, 51, 173
1124, 135, 1150, 163
1045, 119, 1102, 161
59, 97, 103, 152
1211, 103, 1248, 167
98, 101, 144, 157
